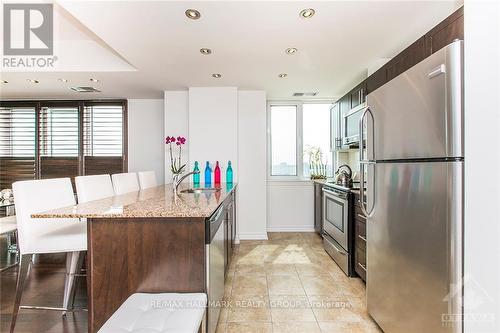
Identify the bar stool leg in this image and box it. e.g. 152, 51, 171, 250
10, 254, 32, 333
62, 251, 84, 316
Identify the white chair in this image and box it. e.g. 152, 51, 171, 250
98, 293, 207, 333
111, 172, 139, 195
138, 171, 158, 189
11, 178, 87, 333
75, 174, 114, 203
0, 215, 18, 272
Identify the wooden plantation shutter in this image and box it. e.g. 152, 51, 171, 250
83, 102, 126, 175
0, 105, 36, 190
39, 104, 79, 182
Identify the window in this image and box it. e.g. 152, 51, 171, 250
0, 105, 36, 189
270, 105, 297, 176
0, 100, 127, 190
303, 104, 333, 178
268, 102, 333, 179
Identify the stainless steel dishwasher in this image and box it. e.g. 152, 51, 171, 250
206, 203, 226, 333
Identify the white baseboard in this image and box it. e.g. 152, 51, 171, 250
267, 225, 316, 232
237, 232, 269, 241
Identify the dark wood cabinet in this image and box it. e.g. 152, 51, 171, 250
338, 6, 463, 106
353, 191, 367, 282
224, 191, 236, 274
314, 182, 323, 234
349, 81, 367, 109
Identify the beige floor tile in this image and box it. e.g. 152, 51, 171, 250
309, 295, 364, 323
231, 274, 268, 297
300, 275, 345, 296
235, 264, 267, 276
225, 322, 273, 333
269, 295, 311, 309
215, 322, 227, 333
270, 307, 317, 322
273, 321, 322, 333
318, 321, 383, 333
264, 263, 297, 275
295, 262, 341, 276
227, 295, 271, 322
267, 275, 305, 295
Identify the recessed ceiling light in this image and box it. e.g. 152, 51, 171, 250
58, 78, 68, 83
1, 80, 7, 83
285, 47, 298, 55
26, 79, 39, 83
299, 8, 315, 19
200, 48, 212, 55
278, 73, 288, 78
89, 78, 99, 83
212, 73, 222, 78
185, 9, 201, 20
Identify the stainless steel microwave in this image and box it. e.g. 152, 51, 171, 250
343, 102, 367, 146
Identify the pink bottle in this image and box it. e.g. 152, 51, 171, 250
214, 161, 221, 185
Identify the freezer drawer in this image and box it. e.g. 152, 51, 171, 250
367, 161, 463, 333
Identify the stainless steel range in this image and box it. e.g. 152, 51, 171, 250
322, 183, 356, 276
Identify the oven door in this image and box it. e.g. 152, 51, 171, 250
322, 188, 349, 250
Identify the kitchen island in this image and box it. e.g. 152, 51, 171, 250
33, 183, 237, 333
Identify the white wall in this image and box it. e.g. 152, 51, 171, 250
464, 1, 500, 332
164, 88, 268, 240
128, 99, 165, 184
164, 91, 189, 183
267, 181, 315, 232
188, 87, 238, 181
238, 91, 268, 240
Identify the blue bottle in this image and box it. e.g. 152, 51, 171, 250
204, 161, 212, 186
193, 161, 200, 187
226, 160, 233, 183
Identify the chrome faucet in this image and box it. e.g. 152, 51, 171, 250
173, 170, 200, 194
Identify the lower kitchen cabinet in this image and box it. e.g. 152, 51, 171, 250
353, 191, 367, 282
225, 191, 236, 274
314, 182, 323, 235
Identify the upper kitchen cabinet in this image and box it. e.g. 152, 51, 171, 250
330, 102, 342, 151
349, 81, 367, 109
424, 6, 464, 55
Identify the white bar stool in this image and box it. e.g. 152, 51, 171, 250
75, 174, 114, 203
0, 215, 18, 272
98, 293, 207, 333
112, 172, 139, 195
138, 171, 158, 189
11, 178, 87, 333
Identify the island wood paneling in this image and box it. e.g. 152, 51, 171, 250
87, 217, 206, 333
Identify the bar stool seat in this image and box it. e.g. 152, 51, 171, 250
98, 293, 207, 333
0, 216, 17, 235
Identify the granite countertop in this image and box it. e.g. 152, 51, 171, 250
32, 183, 237, 219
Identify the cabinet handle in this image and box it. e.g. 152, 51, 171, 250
358, 235, 367, 242
358, 262, 367, 271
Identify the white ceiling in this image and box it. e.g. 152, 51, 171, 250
0, 0, 463, 100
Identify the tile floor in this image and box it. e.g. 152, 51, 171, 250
216, 232, 382, 333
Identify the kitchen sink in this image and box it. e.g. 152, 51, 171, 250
180, 187, 221, 194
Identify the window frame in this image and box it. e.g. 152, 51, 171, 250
267, 100, 334, 181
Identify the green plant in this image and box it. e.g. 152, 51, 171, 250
304, 145, 327, 180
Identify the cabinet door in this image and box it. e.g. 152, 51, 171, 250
349, 82, 366, 109
425, 8, 463, 55
330, 103, 342, 151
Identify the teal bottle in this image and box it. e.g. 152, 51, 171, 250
193, 161, 200, 187
204, 161, 212, 186
226, 160, 233, 183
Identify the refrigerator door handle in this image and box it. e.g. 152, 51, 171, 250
359, 106, 375, 217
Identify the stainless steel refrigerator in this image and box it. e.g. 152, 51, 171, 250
359, 40, 463, 333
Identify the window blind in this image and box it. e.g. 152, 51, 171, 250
0, 106, 36, 190
83, 104, 124, 175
